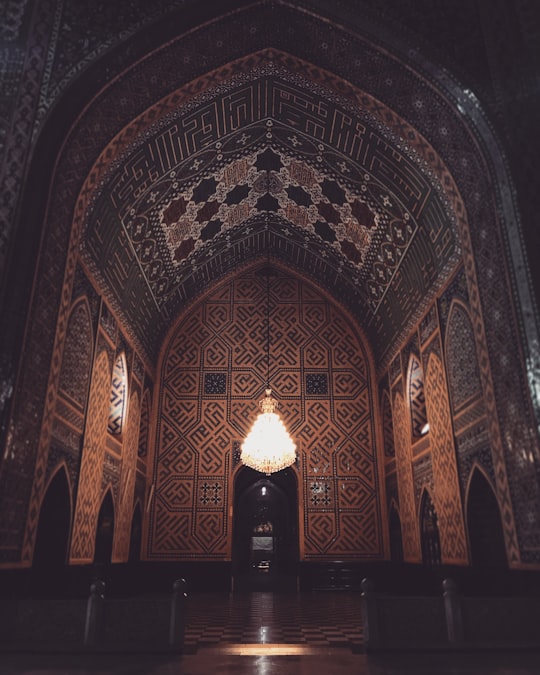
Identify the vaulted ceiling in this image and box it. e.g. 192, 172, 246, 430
75, 2, 469, 366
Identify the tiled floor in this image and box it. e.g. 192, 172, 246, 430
2, 590, 540, 674
183, 591, 363, 651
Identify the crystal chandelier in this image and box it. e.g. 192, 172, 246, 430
241, 388, 297, 474
240, 262, 296, 475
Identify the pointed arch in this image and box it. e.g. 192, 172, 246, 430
70, 349, 111, 563
407, 354, 428, 440
445, 300, 482, 413
58, 298, 94, 409
424, 351, 468, 564
392, 390, 421, 562
33, 465, 72, 570
419, 489, 441, 567
94, 489, 115, 566
150, 264, 383, 561
466, 466, 507, 568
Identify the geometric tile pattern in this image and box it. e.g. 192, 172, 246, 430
70, 350, 111, 563
148, 267, 383, 561
138, 389, 151, 458
423, 351, 468, 564
381, 391, 395, 457
444, 302, 482, 413
57, 300, 94, 410
183, 591, 363, 652
108, 353, 127, 435
3, 2, 537, 572
408, 355, 428, 439
204, 373, 227, 395
453, 202, 521, 564
82, 50, 460, 364
306, 373, 328, 395
392, 391, 421, 562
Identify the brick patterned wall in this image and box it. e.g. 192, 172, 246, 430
69, 350, 111, 563
147, 265, 384, 561
424, 348, 468, 564
392, 390, 421, 562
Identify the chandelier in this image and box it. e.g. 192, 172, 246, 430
240, 263, 296, 475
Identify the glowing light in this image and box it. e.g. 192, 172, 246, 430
241, 389, 296, 475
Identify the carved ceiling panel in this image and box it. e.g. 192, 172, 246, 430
82, 62, 461, 363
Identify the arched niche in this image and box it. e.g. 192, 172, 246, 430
466, 467, 507, 569
419, 489, 441, 567
445, 300, 482, 414
232, 465, 298, 591
33, 466, 72, 573
94, 489, 115, 567
149, 262, 384, 563
58, 298, 94, 410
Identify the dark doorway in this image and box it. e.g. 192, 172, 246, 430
94, 490, 115, 566
467, 469, 507, 568
388, 504, 404, 563
233, 466, 298, 591
33, 467, 72, 592
420, 490, 441, 567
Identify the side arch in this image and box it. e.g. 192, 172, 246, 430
466, 466, 507, 568
33, 465, 72, 571
392, 390, 421, 562
419, 488, 441, 567
444, 300, 482, 414
94, 489, 115, 566
70, 349, 111, 563
58, 297, 94, 410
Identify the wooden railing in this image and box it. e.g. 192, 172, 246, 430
361, 577, 540, 651
0, 578, 187, 652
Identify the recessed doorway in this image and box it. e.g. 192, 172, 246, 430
233, 466, 298, 592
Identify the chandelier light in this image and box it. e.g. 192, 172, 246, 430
240, 261, 296, 475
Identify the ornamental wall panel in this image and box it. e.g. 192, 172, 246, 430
70, 350, 111, 563
392, 391, 421, 562
424, 350, 468, 564
148, 267, 384, 561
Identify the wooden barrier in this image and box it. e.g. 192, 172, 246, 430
0, 578, 187, 653
361, 577, 540, 651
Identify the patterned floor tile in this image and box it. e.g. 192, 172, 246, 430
184, 591, 363, 652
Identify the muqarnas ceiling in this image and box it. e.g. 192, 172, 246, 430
82, 61, 461, 363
